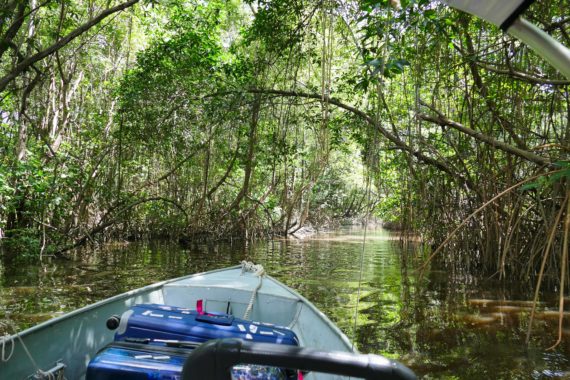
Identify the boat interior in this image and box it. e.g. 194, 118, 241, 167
3, 266, 358, 379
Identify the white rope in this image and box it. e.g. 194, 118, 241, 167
240, 261, 265, 276
1, 326, 15, 362
0, 320, 64, 379
241, 261, 265, 320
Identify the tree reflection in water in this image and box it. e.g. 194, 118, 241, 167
1, 227, 569, 379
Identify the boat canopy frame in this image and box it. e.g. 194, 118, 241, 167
442, 0, 570, 79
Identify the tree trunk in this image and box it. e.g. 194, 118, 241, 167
224, 94, 261, 216
0, 0, 140, 92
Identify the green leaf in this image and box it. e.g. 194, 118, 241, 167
355, 78, 370, 92
547, 169, 570, 184
520, 182, 540, 191
553, 161, 570, 168
424, 9, 437, 19
365, 58, 383, 68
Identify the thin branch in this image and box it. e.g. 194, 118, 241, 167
0, 0, 140, 92
234, 88, 475, 190
418, 101, 551, 167
417, 169, 560, 273
526, 194, 568, 344
54, 196, 188, 256
476, 60, 570, 86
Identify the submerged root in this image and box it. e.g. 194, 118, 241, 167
526, 194, 569, 345
547, 190, 570, 350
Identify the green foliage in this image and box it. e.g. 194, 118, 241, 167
0, 0, 568, 277
244, 0, 306, 52
520, 162, 570, 192
310, 147, 367, 221
365, 57, 410, 79
1, 228, 41, 259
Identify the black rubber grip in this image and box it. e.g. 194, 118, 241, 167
182, 338, 416, 380
106, 315, 121, 330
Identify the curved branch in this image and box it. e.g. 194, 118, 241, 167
239, 88, 475, 190
476, 60, 570, 86
138, 142, 208, 192
417, 101, 551, 167
0, 1, 27, 61
0, 0, 140, 92
207, 144, 239, 199
55, 196, 187, 256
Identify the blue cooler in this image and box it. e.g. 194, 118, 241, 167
86, 342, 188, 380
86, 342, 293, 380
114, 304, 299, 346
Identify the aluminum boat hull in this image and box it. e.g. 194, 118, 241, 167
1, 266, 355, 379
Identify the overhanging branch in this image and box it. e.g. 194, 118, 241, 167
235, 88, 475, 190
418, 100, 551, 167
0, 0, 140, 92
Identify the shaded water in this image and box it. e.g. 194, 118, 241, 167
1, 227, 570, 379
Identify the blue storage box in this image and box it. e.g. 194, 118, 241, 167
114, 304, 299, 347
86, 342, 293, 380
86, 342, 188, 380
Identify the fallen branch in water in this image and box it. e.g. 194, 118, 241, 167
54, 197, 188, 257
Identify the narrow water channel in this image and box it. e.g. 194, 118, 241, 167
1, 227, 569, 379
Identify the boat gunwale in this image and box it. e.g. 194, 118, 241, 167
167, 269, 355, 351
7, 265, 242, 339
7, 264, 355, 354
266, 274, 356, 353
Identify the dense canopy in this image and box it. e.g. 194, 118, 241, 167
0, 0, 568, 285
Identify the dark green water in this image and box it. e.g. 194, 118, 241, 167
1, 227, 570, 379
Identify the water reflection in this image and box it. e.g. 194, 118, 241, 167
1, 227, 570, 379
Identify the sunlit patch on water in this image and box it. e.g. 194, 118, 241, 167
536, 311, 570, 320
461, 313, 498, 325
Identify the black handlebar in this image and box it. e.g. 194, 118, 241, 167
182, 338, 416, 380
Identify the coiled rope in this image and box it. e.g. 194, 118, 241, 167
0, 320, 65, 379
0, 322, 14, 362
241, 261, 265, 320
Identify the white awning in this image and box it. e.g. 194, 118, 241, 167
442, 0, 570, 79
442, 0, 534, 30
